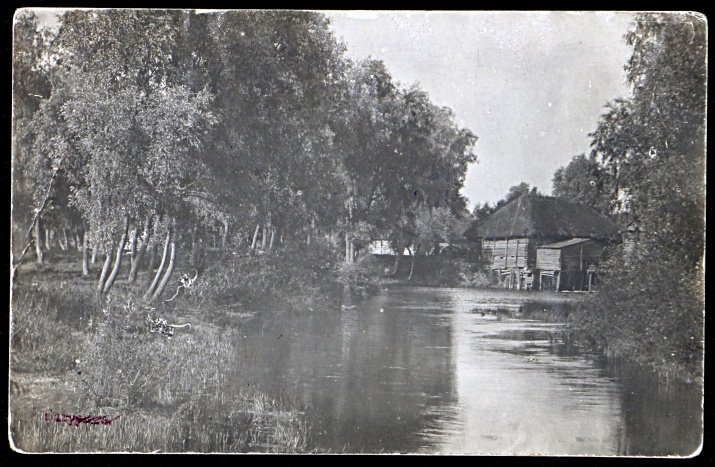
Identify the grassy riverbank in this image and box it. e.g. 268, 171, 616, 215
10, 248, 355, 452
566, 262, 704, 384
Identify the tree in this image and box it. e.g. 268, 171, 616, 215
29, 10, 217, 295
552, 153, 611, 214
577, 12, 706, 377
408, 205, 455, 280
12, 11, 55, 267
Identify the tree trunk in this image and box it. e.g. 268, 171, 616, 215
145, 245, 156, 287
97, 250, 112, 293
82, 229, 89, 276
190, 229, 198, 264
260, 224, 267, 250
45, 228, 50, 250
58, 229, 67, 251
391, 235, 403, 276
90, 234, 98, 264
128, 226, 139, 270
408, 244, 419, 281
345, 234, 351, 264
102, 220, 129, 294
268, 229, 275, 251
307, 218, 315, 246
152, 240, 176, 301
222, 219, 229, 249
250, 224, 260, 252
34, 220, 43, 265
145, 227, 171, 299
129, 215, 152, 283
74, 229, 82, 251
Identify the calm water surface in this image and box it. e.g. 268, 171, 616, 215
228, 286, 702, 455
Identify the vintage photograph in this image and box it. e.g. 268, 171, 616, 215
10, 9, 705, 455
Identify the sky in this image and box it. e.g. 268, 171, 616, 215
326, 11, 635, 208
26, 9, 636, 209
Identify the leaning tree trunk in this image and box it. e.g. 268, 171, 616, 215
97, 249, 113, 293
268, 228, 276, 251
57, 229, 66, 251
91, 234, 98, 264
260, 224, 267, 250
34, 220, 43, 265
152, 240, 176, 302
250, 224, 260, 252
102, 219, 129, 294
145, 244, 157, 287
145, 227, 172, 300
82, 228, 89, 276
129, 215, 152, 283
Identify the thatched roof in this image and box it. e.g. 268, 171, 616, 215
463, 195, 619, 240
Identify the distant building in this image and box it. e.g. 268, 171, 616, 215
463, 195, 619, 290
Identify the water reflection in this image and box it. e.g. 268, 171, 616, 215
227, 286, 701, 455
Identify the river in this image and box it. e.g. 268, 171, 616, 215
227, 286, 702, 455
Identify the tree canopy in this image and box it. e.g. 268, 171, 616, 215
12, 9, 478, 294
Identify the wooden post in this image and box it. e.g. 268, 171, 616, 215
516, 269, 521, 290
588, 271, 593, 292
504, 238, 509, 268
579, 245, 584, 270
555, 271, 561, 291
490, 239, 496, 269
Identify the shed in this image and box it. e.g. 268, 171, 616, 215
536, 238, 606, 291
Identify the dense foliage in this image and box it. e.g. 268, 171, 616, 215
553, 13, 706, 378
12, 10, 477, 300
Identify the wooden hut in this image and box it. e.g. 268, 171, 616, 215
463, 195, 618, 290
536, 238, 605, 291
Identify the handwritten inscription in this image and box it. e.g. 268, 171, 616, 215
44, 409, 124, 426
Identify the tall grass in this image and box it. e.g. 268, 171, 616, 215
11, 390, 308, 453
10, 283, 310, 453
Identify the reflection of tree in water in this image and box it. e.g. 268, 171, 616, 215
327, 301, 459, 452
227, 293, 460, 453
605, 360, 702, 456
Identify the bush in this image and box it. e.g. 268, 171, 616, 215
337, 254, 382, 301
570, 251, 704, 380
190, 244, 349, 311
